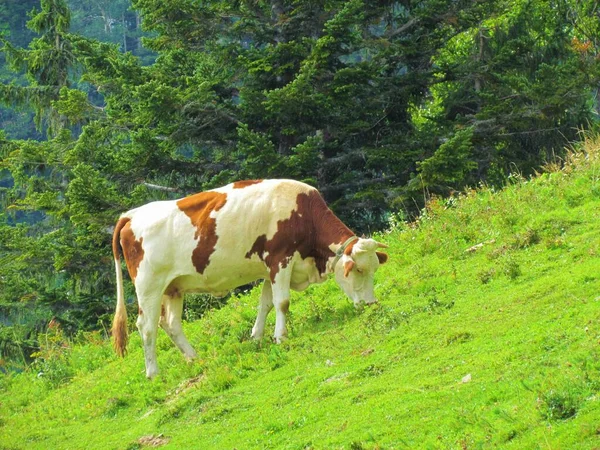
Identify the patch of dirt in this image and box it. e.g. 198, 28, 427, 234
138, 434, 170, 447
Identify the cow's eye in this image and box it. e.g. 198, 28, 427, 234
356, 268, 363, 274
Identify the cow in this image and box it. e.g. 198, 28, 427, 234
111, 179, 389, 378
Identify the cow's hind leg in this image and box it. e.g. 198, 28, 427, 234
136, 292, 162, 379
160, 290, 197, 360
251, 280, 273, 340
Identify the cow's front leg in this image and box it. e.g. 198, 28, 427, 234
252, 280, 273, 340
271, 269, 292, 343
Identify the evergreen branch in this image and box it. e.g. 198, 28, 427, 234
497, 127, 565, 137
386, 17, 420, 39
0, 84, 58, 109
322, 151, 366, 167
319, 176, 395, 194
141, 182, 181, 193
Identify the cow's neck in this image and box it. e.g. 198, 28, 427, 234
310, 197, 355, 275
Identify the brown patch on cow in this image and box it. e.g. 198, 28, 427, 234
138, 307, 143, 315
120, 220, 145, 280
232, 179, 263, 189
280, 299, 290, 314
245, 189, 354, 282
177, 191, 227, 274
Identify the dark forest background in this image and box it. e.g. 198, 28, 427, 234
1, 0, 599, 366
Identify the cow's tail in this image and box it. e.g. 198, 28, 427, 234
111, 217, 130, 357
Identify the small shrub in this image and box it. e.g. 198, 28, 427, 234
502, 258, 522, 280
103, 397, 130, 418
445, 332, 473, 346
385, 211, 408, 233
351, 364, 385, 380
477, 268, 496, 284
360, 303, 401, 334
511, 228, 541, 249
0, 325, 34, 368
200, 406, 233, 423
504, 429, 518, 442
565, 192, 585, 207
501, 214, 519, 229
156, 403, 186, 426
488, 245, 508, 260
417, 235, 442, 256
268, 344, 288, 370
540, 389, 581, 420
264, 422, 286, 435
351, 394, 366, 404
207, 365, 237, 392
235, 326, 252, 343
545, 237, 569, 250
30, 321, 74, 388
307, 298, 336, 323
424, 296, 454, 314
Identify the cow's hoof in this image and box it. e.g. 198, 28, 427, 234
184, 352, 197, 362
145, 367, 159, 379
251, 331, 264, 341
273, 335, 288, 344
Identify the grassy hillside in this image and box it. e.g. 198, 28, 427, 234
2, 137, 600, 450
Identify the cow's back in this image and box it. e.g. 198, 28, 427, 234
206, 179, 318, 282
212, 179, 315, 243
121, 179, 319, 293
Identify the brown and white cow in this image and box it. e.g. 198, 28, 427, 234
112, 179, 388, 378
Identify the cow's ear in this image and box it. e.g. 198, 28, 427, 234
344, 260, 355, 277
376, 251, 388, 265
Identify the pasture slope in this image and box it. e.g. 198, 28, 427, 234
1, 137, 600, 450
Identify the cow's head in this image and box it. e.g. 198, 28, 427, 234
334, 238, 388, 306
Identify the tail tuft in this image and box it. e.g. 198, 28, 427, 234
112, 217, 131, 357
112, 304, 128, 357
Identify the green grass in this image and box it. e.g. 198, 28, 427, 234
2, 139, 600, 449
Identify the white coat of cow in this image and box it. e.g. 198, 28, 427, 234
112, 179, 388, 378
